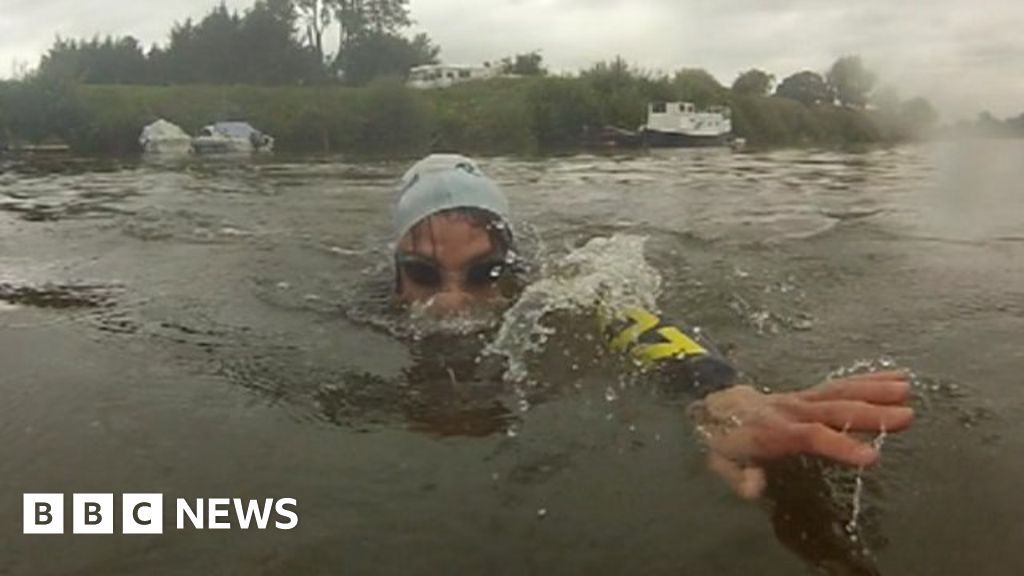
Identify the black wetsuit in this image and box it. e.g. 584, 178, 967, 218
605, 307, 738, 399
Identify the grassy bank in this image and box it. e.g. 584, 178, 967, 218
0, 76, 924, 157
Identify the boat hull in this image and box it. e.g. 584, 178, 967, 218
641, 129, 730, 148
142, 140, 192, 155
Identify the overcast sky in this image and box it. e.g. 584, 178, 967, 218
1, 0, 1021, 120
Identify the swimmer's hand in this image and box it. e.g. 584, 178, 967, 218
687, 371, 914, 500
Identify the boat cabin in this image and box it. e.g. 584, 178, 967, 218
644, 101, 732, 139
408, 65, 497, 89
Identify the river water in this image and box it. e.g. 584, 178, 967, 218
0, 141, 1022, 575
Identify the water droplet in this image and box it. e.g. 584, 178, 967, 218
605, 386, 619, 403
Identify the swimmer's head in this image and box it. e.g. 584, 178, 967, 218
393, 154, 519, 313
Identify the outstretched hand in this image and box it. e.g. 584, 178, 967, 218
688, 371, 915, 500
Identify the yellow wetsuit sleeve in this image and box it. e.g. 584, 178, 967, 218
604, 306, 737, 397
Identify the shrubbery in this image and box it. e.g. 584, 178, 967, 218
0, 70, 931, 156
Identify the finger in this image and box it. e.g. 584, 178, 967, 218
798, 378, 911, 405
707, 453, 767, 500
786, 400, 915, 432
845, 370, 909, 381
796, 423, 880, 467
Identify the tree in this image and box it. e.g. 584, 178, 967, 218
1007, 113, 1024, 136
975, 111, 1002, 135
776, 71, 834, 106
239, 0, 318, 83
337, 31, 439, 85
672, 68, 727, 107
296, 0, 334, 65
731, 69, 774, 96
827, 55, 876, 108
870, 85, 901, 112
365, 0, 412, 34
153, 5, 243, 83
900, 97, 938, 130
330, 0, 438, 84
148, 0, 317, 85
37, 35, 148, 83
330, 0, 411, 56
580, 57, 653, 127
1, 75, 85, 144
499, 51, 546, 76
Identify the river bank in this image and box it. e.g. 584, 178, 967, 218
0, 76, 928, 157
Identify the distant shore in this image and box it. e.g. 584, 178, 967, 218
0, 77, 931, 157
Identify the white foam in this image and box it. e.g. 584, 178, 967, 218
484, 234, 662, 385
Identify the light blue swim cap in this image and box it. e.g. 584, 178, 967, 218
394, 154, 510, 241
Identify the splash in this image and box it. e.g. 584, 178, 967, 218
404, 299, 505, 340
484, 234, 662, 385
846, 427, 888, 540
826, 356, 898, 380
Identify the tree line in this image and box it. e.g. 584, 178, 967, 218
731, 56, 936, 124
33, 6, 938, 131
34, 0, 440, 86
0, 0, 955, 154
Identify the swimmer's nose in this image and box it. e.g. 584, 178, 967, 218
429, 287, 474, 313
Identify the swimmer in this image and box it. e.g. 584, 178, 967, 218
391, 154, 914, 500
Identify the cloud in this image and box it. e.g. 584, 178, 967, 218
1, 0, 1021, 119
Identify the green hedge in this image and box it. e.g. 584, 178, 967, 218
0, 76, 914, 156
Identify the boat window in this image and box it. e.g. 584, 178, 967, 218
459, 70, 471, 79
652, 102, 667, 113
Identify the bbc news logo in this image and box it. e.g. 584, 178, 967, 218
23, 494, 298, 534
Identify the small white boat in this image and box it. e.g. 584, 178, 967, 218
640, 102, 732, 147
139, 119, 192, 155
191, 122, 274, 154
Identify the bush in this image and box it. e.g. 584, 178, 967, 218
0, 74, 915, 155
426, 79, 537, 154
527, 77, 601, 150
353, 78, 433, 157
0, 77, 88, 146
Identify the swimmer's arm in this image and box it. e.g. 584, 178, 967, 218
686, 371, 915, 500
606, 308, 738, 399
603, 308, 915, 499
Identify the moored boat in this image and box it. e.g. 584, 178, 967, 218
191, 122, 274, 154
139, 119, 192, 155
640, 102, 732, 147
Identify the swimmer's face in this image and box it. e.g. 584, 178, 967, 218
395, 212, 509, 313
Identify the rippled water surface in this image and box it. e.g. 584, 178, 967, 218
1, 142, 1022, 575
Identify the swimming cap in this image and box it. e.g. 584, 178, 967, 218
394, 154, 510, 241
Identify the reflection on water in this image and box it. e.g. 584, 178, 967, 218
0, 142, 1021, 575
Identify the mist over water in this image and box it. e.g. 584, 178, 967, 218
0, 142, 1021, 575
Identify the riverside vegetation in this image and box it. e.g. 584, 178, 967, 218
0, 0, 950, 156
0, 68, 944, 157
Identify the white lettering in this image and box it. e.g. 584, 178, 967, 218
23, 494, 64, 534
123, 494, 163, 535
233, 499, 274, 530
208, 498, 231, 529
72, 494, 113, 534
176, 499, 204, 530
275, 498, 298, 530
